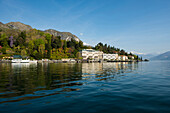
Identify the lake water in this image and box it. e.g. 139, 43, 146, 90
0, 61, 170, 113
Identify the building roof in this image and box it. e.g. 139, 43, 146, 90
13, 55, 22, 59
103, 53, 118, 55
81, 49, 102, 52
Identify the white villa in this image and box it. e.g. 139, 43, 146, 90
118, 55, 128, 61
80, 49, 132, 61
128, 56, 135, 60
103, 54, 118, 61
80, 49, 103, 61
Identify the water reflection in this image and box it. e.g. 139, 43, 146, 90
0, 62, 138, 104
82, 62, 138, 81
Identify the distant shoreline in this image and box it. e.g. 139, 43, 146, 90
0, 60, 143, 63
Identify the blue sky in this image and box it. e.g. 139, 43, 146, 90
0, 0, 170, 54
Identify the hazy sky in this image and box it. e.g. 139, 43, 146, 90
0, 0, 170, 54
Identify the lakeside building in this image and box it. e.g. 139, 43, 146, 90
128, 56, 135, 60
80, 49, 103, 61
118, 55, 128, 61
80, 49, 131, 61
103, 53, 118, 61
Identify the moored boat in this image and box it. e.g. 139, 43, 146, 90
29, 60, 37, 63
11, 59, 35, 63
21, 59, 30, 63
11, 59, 22, 63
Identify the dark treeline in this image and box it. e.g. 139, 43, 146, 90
93, 42, 140, 60
0, 29, 140, 60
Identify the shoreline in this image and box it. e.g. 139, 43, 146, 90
0, 60, 143, 63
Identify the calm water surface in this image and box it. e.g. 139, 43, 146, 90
0, 61, 170, 113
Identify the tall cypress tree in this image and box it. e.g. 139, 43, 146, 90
45, 34, 52, 59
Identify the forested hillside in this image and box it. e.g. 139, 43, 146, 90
0, 21, 139, 60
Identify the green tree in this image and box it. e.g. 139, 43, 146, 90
0, 33, 8, 47
21, 49, 27, 58
63, 40, 67, 50
56, 36, 62, 48
79, 41, 83, 48
45, 34, 52, 59
120, 49, 125, 55
76, 52, 82, 59
32, 50, 38, 59
20, 31, 26, 40
38, 44, 45, 58
34, 38, 45, 48
16, 31, 27, 47
28, 40, 34, 54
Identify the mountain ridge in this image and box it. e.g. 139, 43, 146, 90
0, 21, 80, 42
151, 51, 170, 60
44, 29, 80, 42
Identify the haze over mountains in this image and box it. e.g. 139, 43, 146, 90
131, 51, 170, 60
151, 51, 170, 60
0, 21, 80, 42
131, 51, 157, 59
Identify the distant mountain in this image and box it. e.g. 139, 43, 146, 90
131, 51, 157, 59
151, 51, 170, 60
0, 22, 32, 31
6, 22, 32, 31
140, 54, 156, 59
44, 29, 80, 42
0, 22, 10, 29
0, 22, 80, 42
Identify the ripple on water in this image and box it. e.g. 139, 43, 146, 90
0, 61, 170, 113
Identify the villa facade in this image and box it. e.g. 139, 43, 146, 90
103, 54, 118, 60
118, 55, 128, 61
80, 49, 132, 61
80, 49, 103, 61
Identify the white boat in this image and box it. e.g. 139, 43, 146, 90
21, 59, 30, 63
12, 59, 31, 63
11, 59, 22, 63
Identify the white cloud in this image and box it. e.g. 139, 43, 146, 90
83, 42, 90, 46
130, 51, 146, 55
80, 33, 83, 36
